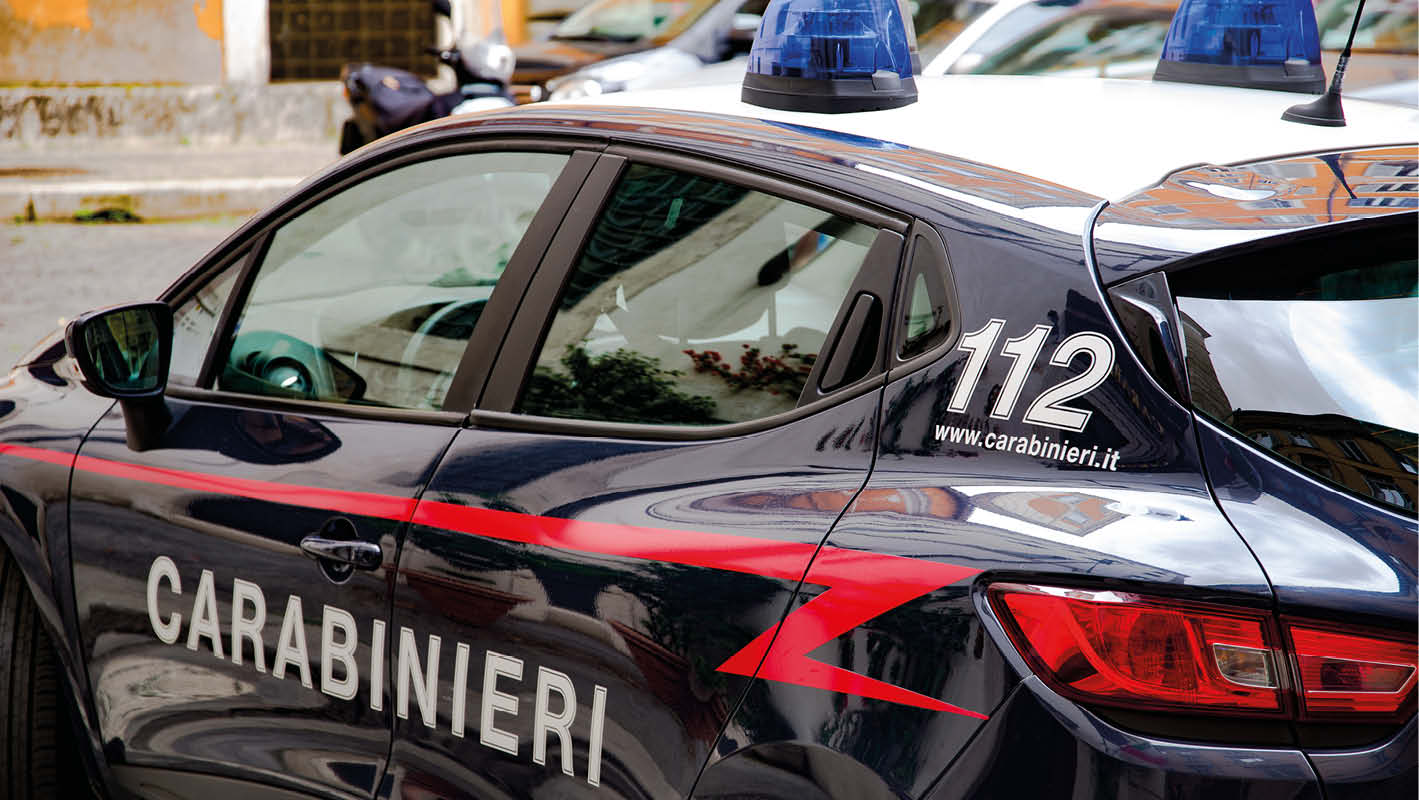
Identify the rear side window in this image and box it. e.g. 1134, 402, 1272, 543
518, 163, 880, 426
1171, 222, 1417, 512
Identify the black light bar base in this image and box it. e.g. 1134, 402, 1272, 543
1153, 60, 1325, 94
742, 71, 918, 114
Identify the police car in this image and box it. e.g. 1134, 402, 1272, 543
1, 0, 1415, 798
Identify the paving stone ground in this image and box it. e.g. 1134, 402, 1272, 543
1, 219, 241, 366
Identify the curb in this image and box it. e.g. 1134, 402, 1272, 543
4, 177, 304, 221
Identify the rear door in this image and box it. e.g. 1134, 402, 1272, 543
66, 142, 593, 799
380, 147, 907, 797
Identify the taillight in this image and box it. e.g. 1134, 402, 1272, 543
990, 583, 1417, 724
1286, 621, 1417, 720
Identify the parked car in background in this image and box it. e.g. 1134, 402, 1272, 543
923, 0, 1416, 103
510, 0, 765, 102
541, 0, 998, 101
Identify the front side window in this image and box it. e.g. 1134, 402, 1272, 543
518, 163, 879, 426
1173, 222, 1418, 512
217, 151, 569, 410
170, 261, 241, 385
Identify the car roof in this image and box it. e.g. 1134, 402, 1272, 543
564, 75, 1419, 201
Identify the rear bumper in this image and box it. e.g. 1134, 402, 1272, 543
924, 677, 1415, 799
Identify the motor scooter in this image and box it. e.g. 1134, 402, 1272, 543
339, 0, 515, 155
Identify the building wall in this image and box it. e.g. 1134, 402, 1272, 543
0, 0, 225, 84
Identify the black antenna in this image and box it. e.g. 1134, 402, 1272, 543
1282, 0, 1367, 126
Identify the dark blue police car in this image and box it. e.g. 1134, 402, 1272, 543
1, 0, 1415, 798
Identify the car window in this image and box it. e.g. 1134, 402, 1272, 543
899, 232, 953, 360
1171, 222, 1418, 512
517, 163, 879, 426
1317, 0, 1417, 53
169, 262, 241, 385
216, 151, 569, 411
973, 9, 1173, 75
552, 0, 719, 43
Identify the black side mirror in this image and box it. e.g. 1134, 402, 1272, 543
65, 303, 173, 399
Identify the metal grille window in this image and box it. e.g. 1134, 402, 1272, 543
269, 0, 436, 81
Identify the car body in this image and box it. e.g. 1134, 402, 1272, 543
1, 74, 1416, 800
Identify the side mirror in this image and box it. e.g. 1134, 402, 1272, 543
65, 303, 173, 399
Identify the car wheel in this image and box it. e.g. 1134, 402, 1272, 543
339, 118, 363, 155
0, 550, 60, 800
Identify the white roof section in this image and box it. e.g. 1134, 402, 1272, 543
562, 75, 1419, 201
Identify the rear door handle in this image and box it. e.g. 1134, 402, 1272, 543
300, 535, 383, 571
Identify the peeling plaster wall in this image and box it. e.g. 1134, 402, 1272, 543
1, 0, 224, 84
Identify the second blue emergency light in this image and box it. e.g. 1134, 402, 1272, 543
741, 0, 918, 114
1153, 0, 1325, 93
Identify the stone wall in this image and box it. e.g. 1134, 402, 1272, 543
0, 0, 225, 84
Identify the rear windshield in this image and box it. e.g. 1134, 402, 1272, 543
1171, 221, 1418, 513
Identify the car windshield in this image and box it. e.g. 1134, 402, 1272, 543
914, 0, 1001, 61
1317, 0, 1417, 53
953, 0, 1416, 77
1172, 222, 1418, 513
552, 0, 720, 42
972, 6, 1172, 74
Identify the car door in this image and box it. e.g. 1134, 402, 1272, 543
66, 142, 595, 799
378, 147, 908, 798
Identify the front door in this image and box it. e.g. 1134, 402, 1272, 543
380, 149, 908, 797
67, 144, 586, 798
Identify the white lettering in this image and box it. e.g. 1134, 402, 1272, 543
230, 578, 267, 672
272, 594, 313, 688
146, 556, 182, 645
370, 619, 386, 711
185, 569, 225, 660
480, 651, 523, 755
398, 627, 441, 729
452, 642, 471, 738
587, 684, 607, 787
321, 605, 359, 701
533, 667, 576, 776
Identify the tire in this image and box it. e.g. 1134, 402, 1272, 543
338, 118, 363, 155
0, 550, 61, 800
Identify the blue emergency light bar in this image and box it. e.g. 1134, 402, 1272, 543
1153, 0, 1325, 93
741, 0, 918, 114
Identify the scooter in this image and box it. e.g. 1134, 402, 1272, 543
339, 0, 515, 155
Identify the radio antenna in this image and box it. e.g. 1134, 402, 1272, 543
1283, 0, 1368, 126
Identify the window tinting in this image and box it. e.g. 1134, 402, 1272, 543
1173, 223, 1417, 512
519, 163, 878, 426
218, 151, 568, 410
170, 262, 241, 385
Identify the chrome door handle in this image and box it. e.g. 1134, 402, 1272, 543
299, 536, 383, 571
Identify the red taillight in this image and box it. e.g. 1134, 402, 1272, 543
991, 583, 1418, 724
1287, 622, 1417, 719
990, 583, 1284, 716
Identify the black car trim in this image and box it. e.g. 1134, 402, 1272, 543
804, 228, 905, 400
478, 153, 630, 412
604, 144, 910, 233
469, 373, 887, 441
441, 149, 603, 411
886, 220, 963, 381
164, 384, 468, 427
